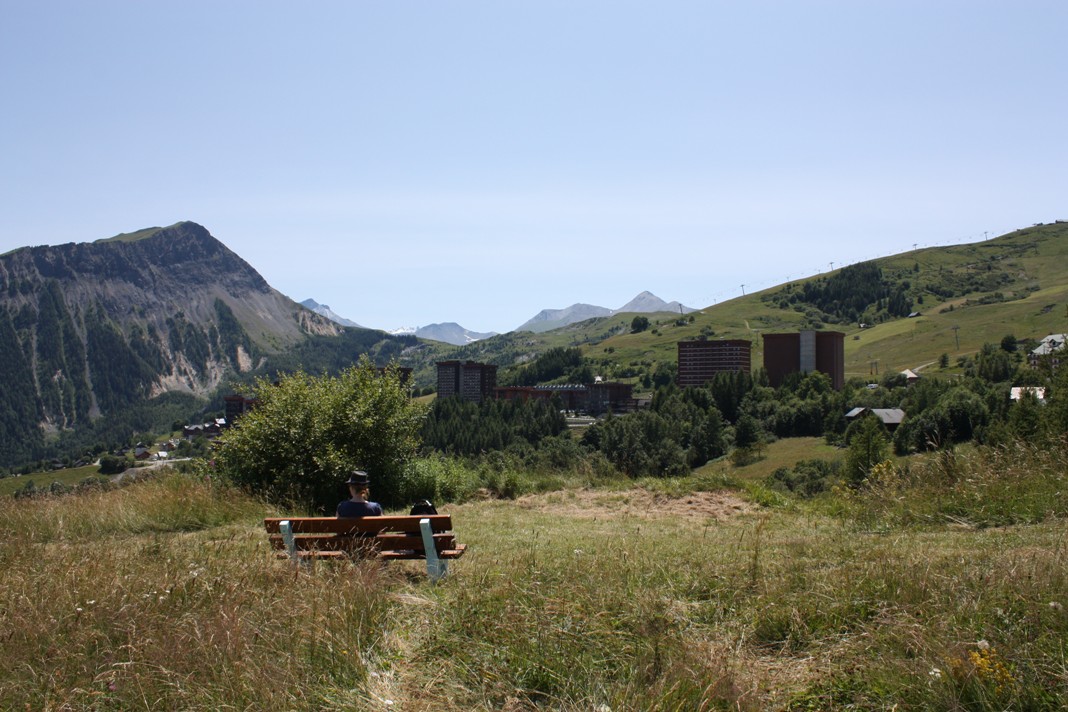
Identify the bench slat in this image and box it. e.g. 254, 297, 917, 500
264, 516, 465, 573
275, 544, 466, 561
267, 532, 457, 552
264, 515, 453, 535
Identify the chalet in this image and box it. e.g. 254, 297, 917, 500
183, 418, 227, 440
845, 407, 906, 431
900, 369, 920, 384
1030, 334, 1066, 370
1010, 386, 1047, 402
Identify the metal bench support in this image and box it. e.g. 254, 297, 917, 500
420, 517, 447, 583
280, 519, 301, 567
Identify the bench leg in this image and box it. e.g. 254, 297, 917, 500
280, 520, 304, 569
420, 517, 447, 583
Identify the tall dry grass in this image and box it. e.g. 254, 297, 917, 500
0, 450, 1065, 710
0, 474, 401, 710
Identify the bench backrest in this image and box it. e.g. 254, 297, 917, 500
264, 515, 454, 535
263, 515, 462, 561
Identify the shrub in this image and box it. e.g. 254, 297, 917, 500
213, 359, 426, 512
396, 456, 480, 506
767, 458, 841, 497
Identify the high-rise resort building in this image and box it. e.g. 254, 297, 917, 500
676, 339, 752, 387
762, 330, 845, 390
436, 360, 498, 402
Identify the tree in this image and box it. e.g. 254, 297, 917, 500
1044, 363, 1068, 438
630, 316, 650, 333
98, 454, 127, 475
733, 413, 763, 450
844, 415, 889, 485
214, 359, 426, 511
976, 343, 1015, 383
581, 409, 689, 477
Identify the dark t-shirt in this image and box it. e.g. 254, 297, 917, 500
336, 499, 383, 518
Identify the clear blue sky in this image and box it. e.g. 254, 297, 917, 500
2, 2, 1065, 334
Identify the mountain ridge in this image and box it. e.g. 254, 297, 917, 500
515, 291, 695, 333
300, 298, 365, 329
0, 221, 353, 464
3, 219, 1067, 470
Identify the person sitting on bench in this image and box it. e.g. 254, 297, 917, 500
336, 470, 383, 518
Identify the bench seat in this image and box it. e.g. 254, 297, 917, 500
263, 515, 466, 577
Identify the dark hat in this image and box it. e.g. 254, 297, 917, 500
345, 470, 370, 486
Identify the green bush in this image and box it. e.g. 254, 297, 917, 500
213, 359, 426, 511
394, 456, 482, 507
768, 458, 841, 497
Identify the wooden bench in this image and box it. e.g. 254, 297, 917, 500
263, 515, 466, 581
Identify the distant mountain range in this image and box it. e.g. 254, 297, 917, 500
305, 290, 696, 342
300, 299, 365, 329
386, 323, 498, 346
514, 291, 695, 333
8, 217, 1060, 471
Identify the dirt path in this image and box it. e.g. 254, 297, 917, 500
512, 487, 756, 522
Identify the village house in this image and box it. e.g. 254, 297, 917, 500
845, 407, 906, 432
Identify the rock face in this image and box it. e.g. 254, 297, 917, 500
0, 221, 340, 464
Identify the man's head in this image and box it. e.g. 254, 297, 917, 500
345, 470, 370, 487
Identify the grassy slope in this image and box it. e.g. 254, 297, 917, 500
0, 464, 106, 496
695, 436, 841, 482
451, 223, 1068, 384
94, 225, 168, 243
2, 469, 1065, 710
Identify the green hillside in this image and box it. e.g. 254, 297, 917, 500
429, 222, 1068, 386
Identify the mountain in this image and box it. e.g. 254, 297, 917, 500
515, 304, 614, 333
300, 298, 365, 328
617, 291, 695, 316
515, 292, 694, 333
302, 302, 493, 346
411, 322, 497, 346
0, 221, 347, 465
445, 222, 1068, 393
7, 218, 1066, 469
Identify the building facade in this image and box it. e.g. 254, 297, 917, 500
493, 381, 635, 415
437, 361, 498, 402
762, 330, 845, 390
223, 395, 258, 424
676, 339, 752, 387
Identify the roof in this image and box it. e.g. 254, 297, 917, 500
1032, 334, 1066, 356
901, 369, 919, 379
845, 407, 906, 425
871, 408, 906, 425
1010, 386, 1047, 401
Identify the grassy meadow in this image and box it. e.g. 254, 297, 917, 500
2, 439, 1067, 711
0, 464, 106, 497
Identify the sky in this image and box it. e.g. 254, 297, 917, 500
1, 2, 1066, 334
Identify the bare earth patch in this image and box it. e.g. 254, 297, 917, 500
512, 487, 756, 522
